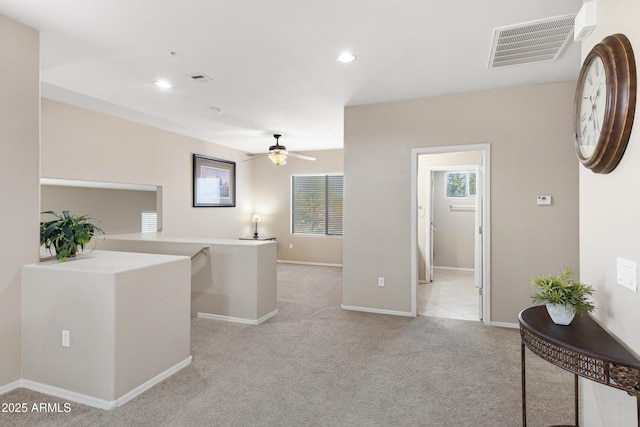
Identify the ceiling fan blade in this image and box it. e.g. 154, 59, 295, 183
243, 153, 270, 162
287, 152, 316, 161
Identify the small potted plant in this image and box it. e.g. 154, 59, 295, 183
40, 210, 104, 261
530, 267, 595, 325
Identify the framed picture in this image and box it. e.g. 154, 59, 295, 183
193, 154, 236, 207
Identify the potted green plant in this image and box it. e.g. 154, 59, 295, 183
531, 267, 595, 325
40, 210, 104, 261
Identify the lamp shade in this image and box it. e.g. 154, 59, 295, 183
268, 152, 287, 166
252, 215, 261, 223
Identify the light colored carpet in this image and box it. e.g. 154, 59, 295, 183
1, 263, 573, 426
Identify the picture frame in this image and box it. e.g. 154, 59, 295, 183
193, 154, 236, 207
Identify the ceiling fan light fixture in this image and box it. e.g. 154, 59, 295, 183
268, 151, 287, 166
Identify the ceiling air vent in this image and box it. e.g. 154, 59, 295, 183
188, 73, 214, 83
488, 14, 576, 68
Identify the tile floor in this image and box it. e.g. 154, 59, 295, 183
418, 268, 480, 321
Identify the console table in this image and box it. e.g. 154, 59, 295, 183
519, 306, 640, 427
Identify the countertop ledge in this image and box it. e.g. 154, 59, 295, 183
105, 232, 276, 246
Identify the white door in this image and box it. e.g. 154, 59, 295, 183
425, 169, 436, 282
474, 164, 484, 321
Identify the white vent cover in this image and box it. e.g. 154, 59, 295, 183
489, 14, 576, 68
188, 73, 214, 83
141, 211, 158, 233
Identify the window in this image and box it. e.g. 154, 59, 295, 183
445, 171, 476, 197
291, 174, 343, 236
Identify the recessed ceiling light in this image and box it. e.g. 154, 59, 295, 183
154, 79, 172, 89
337, 52, 357, 63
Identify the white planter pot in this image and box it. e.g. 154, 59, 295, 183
546, 303, 576, 325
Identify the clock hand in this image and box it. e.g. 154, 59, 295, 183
589, 103, 599, 133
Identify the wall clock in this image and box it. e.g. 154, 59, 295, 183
574, 33, 637, 174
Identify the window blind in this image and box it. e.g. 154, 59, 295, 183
291, 175, 343, 236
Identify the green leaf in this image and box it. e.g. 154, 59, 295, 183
530, 267, 595, 314
39, 210, 104, 262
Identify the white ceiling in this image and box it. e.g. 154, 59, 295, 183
0, 0, 582, 153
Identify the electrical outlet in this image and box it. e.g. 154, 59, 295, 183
62, 330, 70, 347
378, 277, 385, 287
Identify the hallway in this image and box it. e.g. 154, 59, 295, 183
418, 268, 479, 321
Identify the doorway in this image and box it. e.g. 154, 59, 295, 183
410, 144, 490, 324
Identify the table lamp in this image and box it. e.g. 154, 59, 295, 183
252, 215, 261, 239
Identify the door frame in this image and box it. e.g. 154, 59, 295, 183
410, 144, 491, 324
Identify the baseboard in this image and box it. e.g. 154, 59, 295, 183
197, 309, 278, 325
489, 321, 519, 329
341, 305, 414, 317
20, 380, 115, 410
433, 266, 474, 272
0, 380, 20, 395
20, 356, 192, 410
277, 260, 343, 267
115, 356, 192, 407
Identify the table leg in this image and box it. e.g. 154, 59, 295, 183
574, 374, 579, 427
522, 342, 527, 427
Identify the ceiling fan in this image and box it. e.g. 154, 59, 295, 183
245, 134, 316, 166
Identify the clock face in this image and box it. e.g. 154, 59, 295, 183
576, 56, 607, 159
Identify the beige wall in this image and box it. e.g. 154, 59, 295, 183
40, 100, 345, 263
0, 15, 39, 388
251, 149, 343, 265
41, 99, 255, 240
39, 102, 345, 265
41, 186, 157, 234
343, 81, 580, 321
40, 99, 343, 262
578, 0, 640, 424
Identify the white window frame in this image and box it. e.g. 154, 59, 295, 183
444, 171, 476, 198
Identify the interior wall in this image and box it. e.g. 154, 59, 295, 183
250, 149, 343, 265
432, 171, 475, 269
0, 14, 39, 388
41, 99, 255, 240
578, 0, 640, 424
343, 81, 579, 321
41, 186, 157, 235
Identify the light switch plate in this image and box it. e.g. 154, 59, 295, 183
62, 329, 70, 347
617, 257, 637, 292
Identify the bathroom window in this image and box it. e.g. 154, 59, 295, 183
291, 174, 343, 236
445, 171, 476, 198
